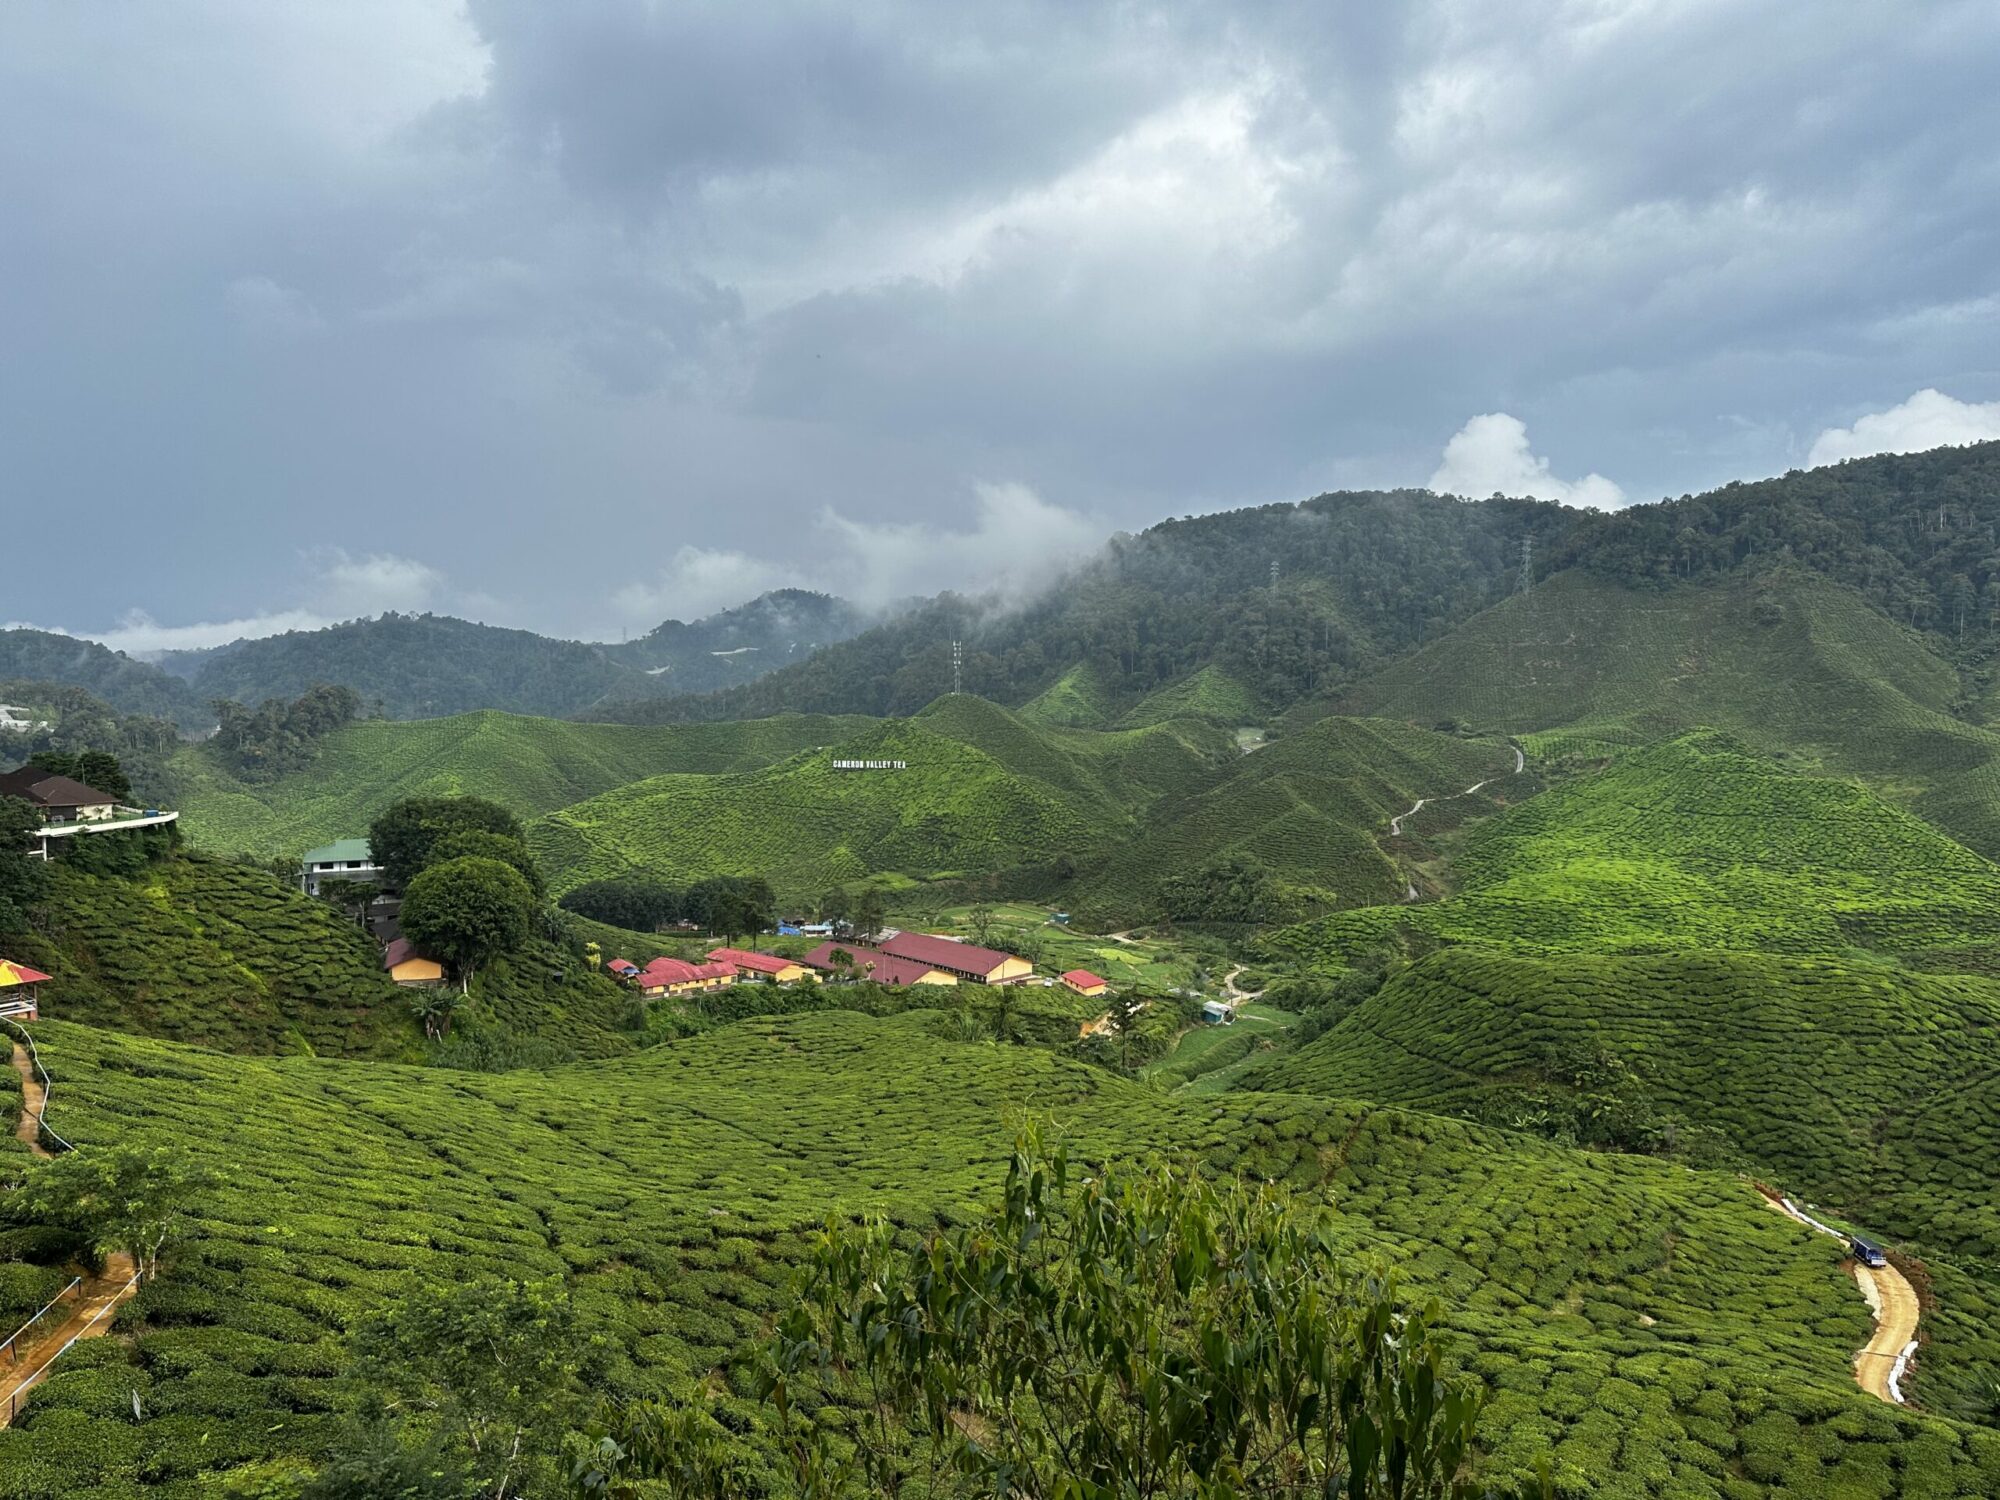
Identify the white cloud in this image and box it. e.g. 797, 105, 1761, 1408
310, 550, 446, 615
609, 546, 803, 628
1806, 389, 2000, 467
817, 481, 1106, 608
17, 551, 454, 657
1428, 413, 1626, 508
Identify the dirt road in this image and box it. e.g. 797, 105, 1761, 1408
1852, 1260, 1921, 1404
2, 1040, 141, 1427
1758, 1188, 1919, 1405
1388, 742, 1526, 839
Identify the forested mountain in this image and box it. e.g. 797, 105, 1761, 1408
0, 630, 210, 729
595, 442, 2000, 726
597, 588, 870, 694
146, 590, 873, 720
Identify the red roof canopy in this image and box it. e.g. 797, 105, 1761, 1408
382, 938, 435, 971
801, 942, 947, 986
708, 947, 796, 975
877, 930, 1019, 975
1060, 969, 1107, 989
0, 960, 52, 988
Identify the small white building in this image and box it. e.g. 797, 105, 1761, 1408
1201, 999, 1237, 1026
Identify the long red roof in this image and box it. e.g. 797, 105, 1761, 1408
638, 957, 736, 986
0, 960, 52, 988
801, 942, 948, 986
877, 930, 1020, 975
707, 947, 799, 975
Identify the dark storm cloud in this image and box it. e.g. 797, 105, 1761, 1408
2, 0, 1996, 645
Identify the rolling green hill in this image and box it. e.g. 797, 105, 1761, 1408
1017, 660, 1119, 727
1246, 946, 2000, 1420
532, 698, 1234, 899
1335, 568, 2000, 859
1072, 717, 1517, 923
1262, 730, 2000, 967
1115, 664, 1264, 727
4, 854, 636, 1061
169, 710, 875, 859
7, 1011, 1998, 1495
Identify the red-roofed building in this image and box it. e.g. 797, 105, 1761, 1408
877, 930, 1032, 984
1059, 969, 1108, 997
606, 958, 641, 980
801, 941, 958, 988
0, 959, 51, 1021
707, 948, 817, 984
636, 957, 737, 997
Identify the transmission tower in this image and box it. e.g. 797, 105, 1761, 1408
1269, 559, 1280, 590
952, 640, 963, 695
1518, 536, 1534, 595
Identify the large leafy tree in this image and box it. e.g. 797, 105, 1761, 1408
369, 796, 526, 892
27, 748, 132, 802
574, 1129, 1549, 1499
9, 1143, 222, 1281
400, 856, 535, 984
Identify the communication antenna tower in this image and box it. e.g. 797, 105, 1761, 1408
1518, 536, 1534, 595
1269, 559, 1280, 590
952, 640, 963, 695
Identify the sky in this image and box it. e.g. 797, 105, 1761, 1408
4, 1, 1998, 652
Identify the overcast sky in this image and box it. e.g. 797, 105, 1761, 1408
5, 1, 1998, 651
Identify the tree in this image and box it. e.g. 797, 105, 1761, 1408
559, 878, 683, 932
433, 828, 544, 896
966, 904, 997, 946
28, 749, 131, 803
991, 981, 1018, 1043
351, 1276, 589, 1500
582, 1128, 1548, 1500
303, 1414, 470, 1500
825, 947, 858, 981
1104, 988, 1146, 1071
685, 876, 774, 940
369, 797, 526, 892
10, 1143, 221, 1282
854, 887, 886, 942
410, 987, 463, 1042
819, 887, 852, 930
0, 795, 47, 933
400, 856, 536, 986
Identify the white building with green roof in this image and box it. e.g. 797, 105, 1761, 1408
300, 838, 381, 896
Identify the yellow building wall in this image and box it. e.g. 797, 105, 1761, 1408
389, 958, 444, 985
987, 956, 1034, 983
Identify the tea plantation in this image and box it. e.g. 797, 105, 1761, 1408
7, 1013, 2000, 1497
1262, 731, 2000, 966
1334, 569, 2000, 861
168, 710, 876, 860
530, 697, 1239, 900
1071, 716, 1517, 923
1247, 947, 2000, 1412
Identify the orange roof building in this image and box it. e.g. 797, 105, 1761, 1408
877, 931, 1032, 984
0, 959, 50, 1020
1059, 969, 1108, 997
707, 948, 817, 984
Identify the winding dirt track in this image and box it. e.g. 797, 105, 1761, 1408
1, 1041, 140, 1427
1388, 742, 1526, 838
1758, 1189, 1920, 1405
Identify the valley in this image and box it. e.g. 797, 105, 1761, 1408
8, 446, 2000, 1494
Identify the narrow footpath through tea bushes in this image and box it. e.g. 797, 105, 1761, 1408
0, 1037, 140, 1428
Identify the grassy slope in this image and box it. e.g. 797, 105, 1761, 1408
1116, 663, 1264, 728
1074, 717, 1517, 924
6, 855, 635, 1061
1263, 730, 2000, 966
7, 1013, 1998, 1496
1247, 946, 2000, 1419
532, 697, 1236, 901
1017, 661, 1119, 727
169, 710, 876, 860
1336, 568, 2000, 860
